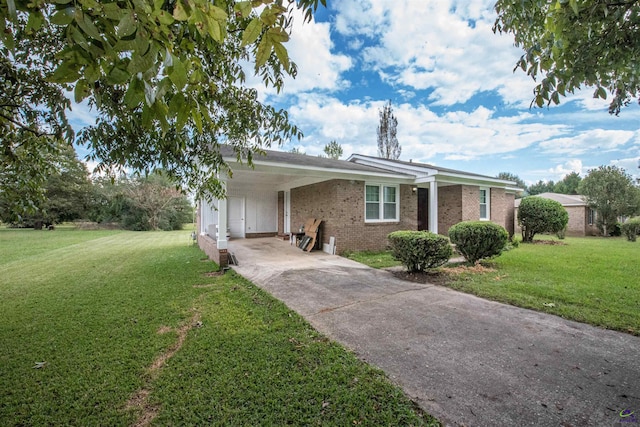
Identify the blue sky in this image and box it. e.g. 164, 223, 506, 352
72, 0, 640, 185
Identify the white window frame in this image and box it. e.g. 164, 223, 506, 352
588, 208, 596, 225
365, 183, 400, 223
479, 187, 490, 220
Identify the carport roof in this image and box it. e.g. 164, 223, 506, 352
218, 144, 414, 177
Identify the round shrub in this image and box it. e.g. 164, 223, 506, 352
387, 231, 452, 272
449, 221, 509, 264
517, 196, 569, 242
621, 217, 640, 242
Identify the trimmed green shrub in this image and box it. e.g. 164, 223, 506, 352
609, 222, 622, 237
387, 231, 452, 272
621, 217, 640, 242
449, 221, 509, 264
518, 196, 569, 242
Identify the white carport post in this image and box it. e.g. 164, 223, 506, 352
428, 182, 438, 234
217, 179, 228, 250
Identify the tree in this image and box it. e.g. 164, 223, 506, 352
1, 0, 325, 205
34, 146, 93, 227
494, 1, 640, 115
377, 100, 401, 160
323, 140, 343, 159
123, 174, 192, 231
554, 172, 582, 195
578, 165, 640, 236
518, 196, 568, 242
289, 147, 306, 155
527, 180, 555, 196
88, 173, 192, 231
0, 142, 92, 227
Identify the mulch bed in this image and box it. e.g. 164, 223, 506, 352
390, 263, 496, 286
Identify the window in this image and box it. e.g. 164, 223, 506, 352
479, 187, 490, 220
588, 208, 596, 225
365, 184, 399, 222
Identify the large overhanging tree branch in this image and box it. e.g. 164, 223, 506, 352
494, 0, 640, 115
1, 0, 325, 205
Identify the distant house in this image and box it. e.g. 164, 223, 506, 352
514, 192, 599, 237
198, 145, 522, 267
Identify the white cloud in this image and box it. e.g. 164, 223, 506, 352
247, 8, 352, 98
286, 95, 567, 162
333, 0, 536, 107
539, 129, 636, 156
547, 159, 585, 179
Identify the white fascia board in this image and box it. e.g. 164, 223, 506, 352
505, 186, 526, 194
348, 154, 435, 177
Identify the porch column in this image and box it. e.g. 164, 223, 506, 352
217, 180, 228, 250
428, 182, 438, 234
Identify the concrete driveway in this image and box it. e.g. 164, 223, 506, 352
228, 238, 640, 426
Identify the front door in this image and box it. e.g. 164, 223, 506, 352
228, 196, 245, 238
418, 188, 429, 231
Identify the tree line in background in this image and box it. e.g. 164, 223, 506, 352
502, 166, 640, 237
0, 148, 192, 231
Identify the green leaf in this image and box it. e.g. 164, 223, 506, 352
73, 78, 91, 103
123, 77, 145, 108
210, 5, 227, 21
208, 18, 222, 42
69, 24, 90, 51
273, 41, 289, 69
192, 107, 203, 133
101, 2, 123, 20
242, 18, 262, 47
234, 1, 252, 18
169, 55, 188, 90
49, 61, 81, 83
50, 9, 74, 26
75, 10, 103, 40
267, 28, 289, 43
173, 2, 188, 21
127, 48, 155, 75
106, 66, 130, 85
595, 86, 607, 99
6, 0, 17, 20
116, 12, 137, 39
255, 36, 272, 68
569, 0, 579, 15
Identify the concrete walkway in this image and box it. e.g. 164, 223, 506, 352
228, 238, 640, 426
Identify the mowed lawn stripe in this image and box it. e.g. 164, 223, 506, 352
1, 229, 436, 426
1, 230, 211, 426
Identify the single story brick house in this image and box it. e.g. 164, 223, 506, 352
198, 145, 521, 267
514, 192, 599, 236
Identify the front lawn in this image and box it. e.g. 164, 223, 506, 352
347, 237, 640, 335
0, 228, 436, 426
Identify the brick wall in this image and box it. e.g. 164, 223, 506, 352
197, 234, 228, 268
461, 185, 481, 221
290, 179, 417, 253
514, 205, 596, 236
439, 185, 514, 236
490, 188, 507, 231
504, 193, 515, 236
438, 185, 462, 235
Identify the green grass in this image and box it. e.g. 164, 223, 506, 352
347, 237, 640, 335
0, 228, 436, 426
344, 250, 401, 269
